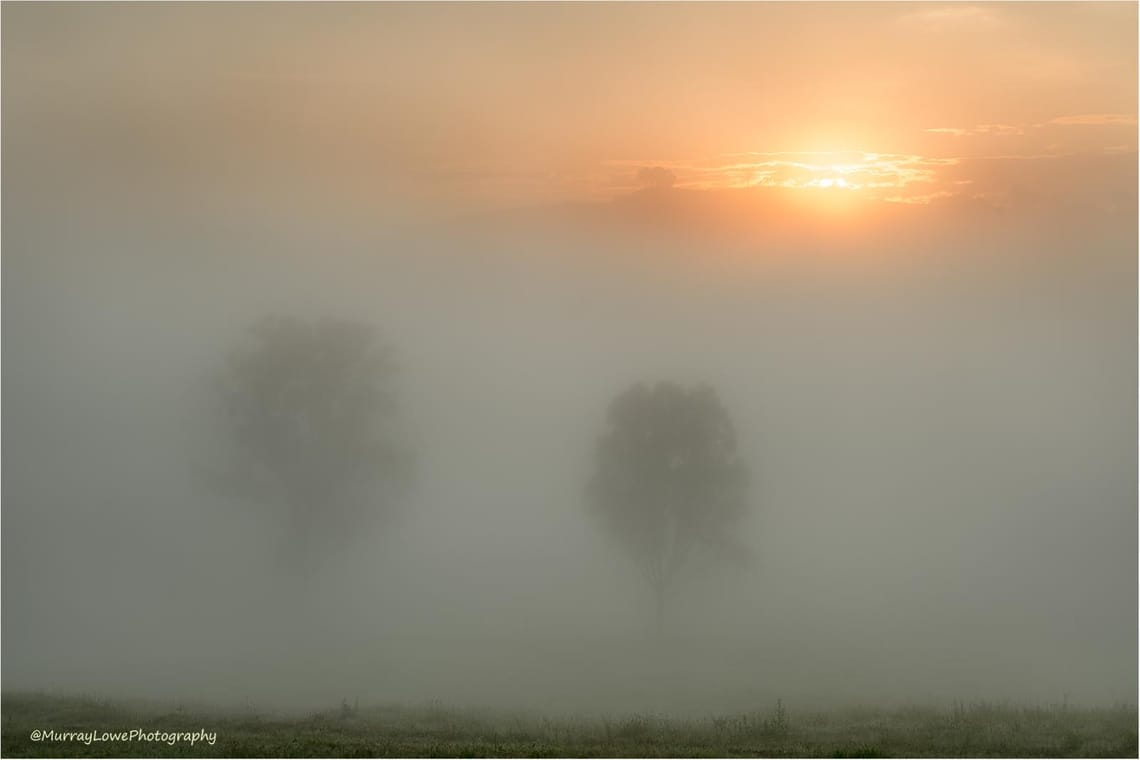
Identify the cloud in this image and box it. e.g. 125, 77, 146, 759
636, 166, 677, 190
1048, 113, 1138, 126
925, 128, 970, 137
600, 143, 1136, 217
604, 152, 956, 201
928, 114, 1137, 138
925, 124, 1025, 137
896, 5, 1001, 30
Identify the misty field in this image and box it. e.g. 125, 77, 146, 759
2, 693, 1135, 758
3, 6, 1137, 760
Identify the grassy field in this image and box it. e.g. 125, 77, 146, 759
2, 692, 1135, 758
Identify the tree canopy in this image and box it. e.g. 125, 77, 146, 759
588, 381, 751, 631
210, 315, 410, 566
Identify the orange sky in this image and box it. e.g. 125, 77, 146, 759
3, 2, 1137, 220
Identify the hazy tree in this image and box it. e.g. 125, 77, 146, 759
588, 382, 751, 634
208, 315, 410, 568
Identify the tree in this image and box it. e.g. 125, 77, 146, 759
587, 381, 751, 634
209, 315, 410, 568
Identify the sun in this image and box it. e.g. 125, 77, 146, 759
808, 176, 853, 189
793, 169, 872, 219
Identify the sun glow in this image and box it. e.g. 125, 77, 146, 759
608, 148, 967, 208
808, 177, 855, 189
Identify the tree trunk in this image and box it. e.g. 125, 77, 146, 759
283, 496, 317, 574
654, 582, 665, 638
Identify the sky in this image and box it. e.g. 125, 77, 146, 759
3, 2, 1137, 218
2, 2, 1137, 713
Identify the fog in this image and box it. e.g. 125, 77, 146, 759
3, 189, 1134, 715
3, 3, 1136, 720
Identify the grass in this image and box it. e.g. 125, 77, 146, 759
1, 692, 1135, 757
